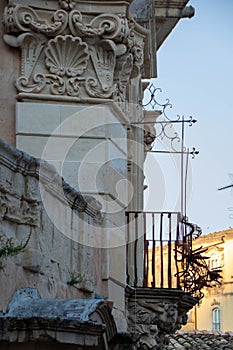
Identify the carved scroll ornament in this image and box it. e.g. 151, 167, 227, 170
69, 11, 124, 39
3, 5, 69, 36
3, 2, 147, 103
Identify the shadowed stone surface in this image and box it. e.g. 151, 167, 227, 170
127, 287, 198, 350
0, 288, 117, 349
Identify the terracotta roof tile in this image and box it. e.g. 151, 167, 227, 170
166, 331, 233, 349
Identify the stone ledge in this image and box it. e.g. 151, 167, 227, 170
126, 286, 197, 307
0, 137, 103, 222
0, 288, 117, 348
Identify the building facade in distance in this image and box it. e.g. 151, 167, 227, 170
183, 228, 233, 332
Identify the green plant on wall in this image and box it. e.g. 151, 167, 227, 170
67, 271, 83, 286
0, 233, 31, 270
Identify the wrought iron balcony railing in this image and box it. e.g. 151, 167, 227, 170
126, 211, 222, 300
126, 211, 184, 289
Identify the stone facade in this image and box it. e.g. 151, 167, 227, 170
0, 0, 197, 349
0, 137, 105, 309
2, 0, 147, 327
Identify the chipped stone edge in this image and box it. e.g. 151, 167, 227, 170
0, 137, 103, 223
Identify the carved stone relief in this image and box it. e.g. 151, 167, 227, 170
127, 289, 197, 350
0, 192, 39, 227
128, 301, 184, 349
45, 35, 89, 76
144, 124, 156, 152
3, 1, 148, 104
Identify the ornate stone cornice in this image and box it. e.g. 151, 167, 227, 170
3, 0, 148, 104
129, 0, 194, 78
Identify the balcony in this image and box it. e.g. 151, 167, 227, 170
125, 211, 201, 349
126, 211, 198, 290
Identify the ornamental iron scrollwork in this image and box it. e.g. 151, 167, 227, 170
175, 219, 222, 301
141, 85, 173, 119
141, 84, 197, 124
138, 83, 199, 157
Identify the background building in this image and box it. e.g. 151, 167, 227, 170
183, 228, 233, 332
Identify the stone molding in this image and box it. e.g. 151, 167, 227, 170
0, 137, 102, 222
126, 287, 197, 350
1, 288, 146, 349
0, 288, 117, 348
129, 0, 194, 78
3, 0, 148, 105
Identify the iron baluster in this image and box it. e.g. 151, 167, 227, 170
134, 212, 138, 287
143, 212, 148, 288
160, 213, 164, 288
168, 213, 172, 288
152, 213, 156, 288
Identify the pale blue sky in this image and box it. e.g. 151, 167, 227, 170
145, 0, 233, 234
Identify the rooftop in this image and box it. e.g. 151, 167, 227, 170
167, 330, 233, 349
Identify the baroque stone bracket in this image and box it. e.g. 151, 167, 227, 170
3, 1, 148, 105
126, 287, 197, 350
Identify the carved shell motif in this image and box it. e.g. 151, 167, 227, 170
45, 35, 89, 77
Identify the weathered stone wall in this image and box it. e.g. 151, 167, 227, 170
0, 137, 106, 312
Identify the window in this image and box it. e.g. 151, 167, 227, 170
212, 307, 221, 331
209, 253, 220, 270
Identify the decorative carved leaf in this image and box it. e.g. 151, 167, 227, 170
90, 40, 116, 91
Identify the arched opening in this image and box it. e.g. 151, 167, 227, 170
212, 307, 221, 331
